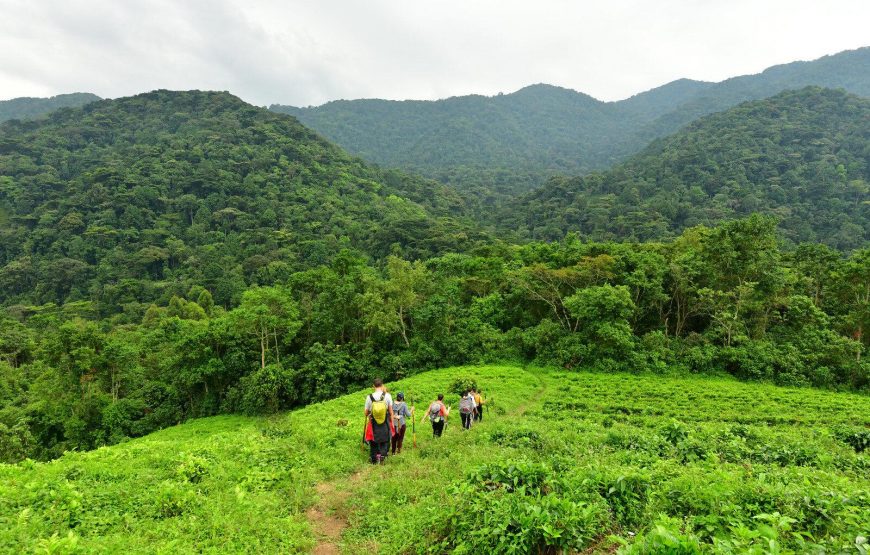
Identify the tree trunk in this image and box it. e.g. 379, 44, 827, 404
260, 333, 266, 370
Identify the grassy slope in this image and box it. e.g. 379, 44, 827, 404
338, 370, 870, 553
0, 365, 538, 553
2, 366, 868, 553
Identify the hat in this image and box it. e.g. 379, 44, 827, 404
396, 392, 404, 401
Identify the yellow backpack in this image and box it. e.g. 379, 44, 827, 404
370, 394, 388, 425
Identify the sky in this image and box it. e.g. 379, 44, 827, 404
0, 0, 868, 107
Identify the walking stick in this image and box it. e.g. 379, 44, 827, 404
411, 396, 417, 448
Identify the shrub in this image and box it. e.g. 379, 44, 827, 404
834, 426, 870, 454
618, 515, 703, 554
449, 376, 478, 396
440, 461, 609, 554
489, 429, 544, 451
224, 363, 295, 415
153, 481, 196, 518
175, 454, 209, 483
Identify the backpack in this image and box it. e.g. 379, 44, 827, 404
459, 395, 475, 415
392, 402, 404, 426
429, 402, 444, 423
473, 393, 482, 406
370, 393, 388, 425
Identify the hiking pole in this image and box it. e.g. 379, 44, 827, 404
411, 395, 417, 448
360, 416, 367, 453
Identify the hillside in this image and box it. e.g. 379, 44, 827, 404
498, 87, 870, 250
0, 90, 479, 313
1, 365, 867, 553
270, 47, 870, 192
0, 93, 100, 122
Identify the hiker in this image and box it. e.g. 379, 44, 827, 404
422, 394, 448, 437
364, 378, 394, 464
459, 389, 476, 430
391, 392, 413, 455
473, 388, 484, 422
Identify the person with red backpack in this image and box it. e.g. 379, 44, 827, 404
364, 378, 394, 464
421, 394, 448, 437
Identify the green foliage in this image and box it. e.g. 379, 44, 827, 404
501, 88, 870, 250
270, 47, 870, 200
834, 426, 870, 453
1, 365, 868, 553
440, 461, 608, 554
1, 215, 867, 464
0, 93, 100, 123
0, 90, 477, 312
449, 376, 478, 396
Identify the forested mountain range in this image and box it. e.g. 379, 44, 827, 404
0, 92, 100, 122
497, 88, 870, 250
0, 90, 480, 318
270, 47, 870, 193
1, 87, 868, 474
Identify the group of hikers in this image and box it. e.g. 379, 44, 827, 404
363, 378, 485, 464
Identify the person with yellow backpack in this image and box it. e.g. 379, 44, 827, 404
472, 388, 484, 422
364, 378, 394, 464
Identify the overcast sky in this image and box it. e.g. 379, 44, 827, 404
1, 0, 868, 107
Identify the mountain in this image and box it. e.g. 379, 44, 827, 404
270, 47, 870, 192
0, 90, 478, 315
0, 92, 100, 122
636, 47, 870, 139
497, 87, 870, 250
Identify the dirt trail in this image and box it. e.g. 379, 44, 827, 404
304, 369, 546, 554
306, 469, 367, 554
514, 371, 547, 416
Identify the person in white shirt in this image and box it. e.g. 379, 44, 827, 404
364, 378, 394, 464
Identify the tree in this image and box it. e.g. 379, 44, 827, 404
229, 286, 301, 369
361, 257, 428, 348
564, 284, 636, 362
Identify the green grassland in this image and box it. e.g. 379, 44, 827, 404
1, 366, 868, 554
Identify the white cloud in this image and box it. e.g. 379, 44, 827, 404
0, 0, 868, 105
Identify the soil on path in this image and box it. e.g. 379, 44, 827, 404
305, 469, 367, 555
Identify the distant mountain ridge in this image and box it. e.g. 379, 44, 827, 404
270, 47, 870, 190
0, 92, 100, 122
496, 87, 870, 250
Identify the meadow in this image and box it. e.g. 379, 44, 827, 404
1, 365, 868, 554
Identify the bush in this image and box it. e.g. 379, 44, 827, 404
439, 461, 609, 554
619, 515, 703, 554
224, 364, 294, 415
153, 481, 196, 518
449, 376, 478, 396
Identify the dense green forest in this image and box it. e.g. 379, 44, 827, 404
498, 88, 870, 250
0, 93, 100, 123
271, 47, 870, 193
2, 214, 867, 462
0, 90, 480, 317
0, 86, 868, 471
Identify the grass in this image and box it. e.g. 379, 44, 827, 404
1, 365, 868, 553
0, 365, 538, 553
